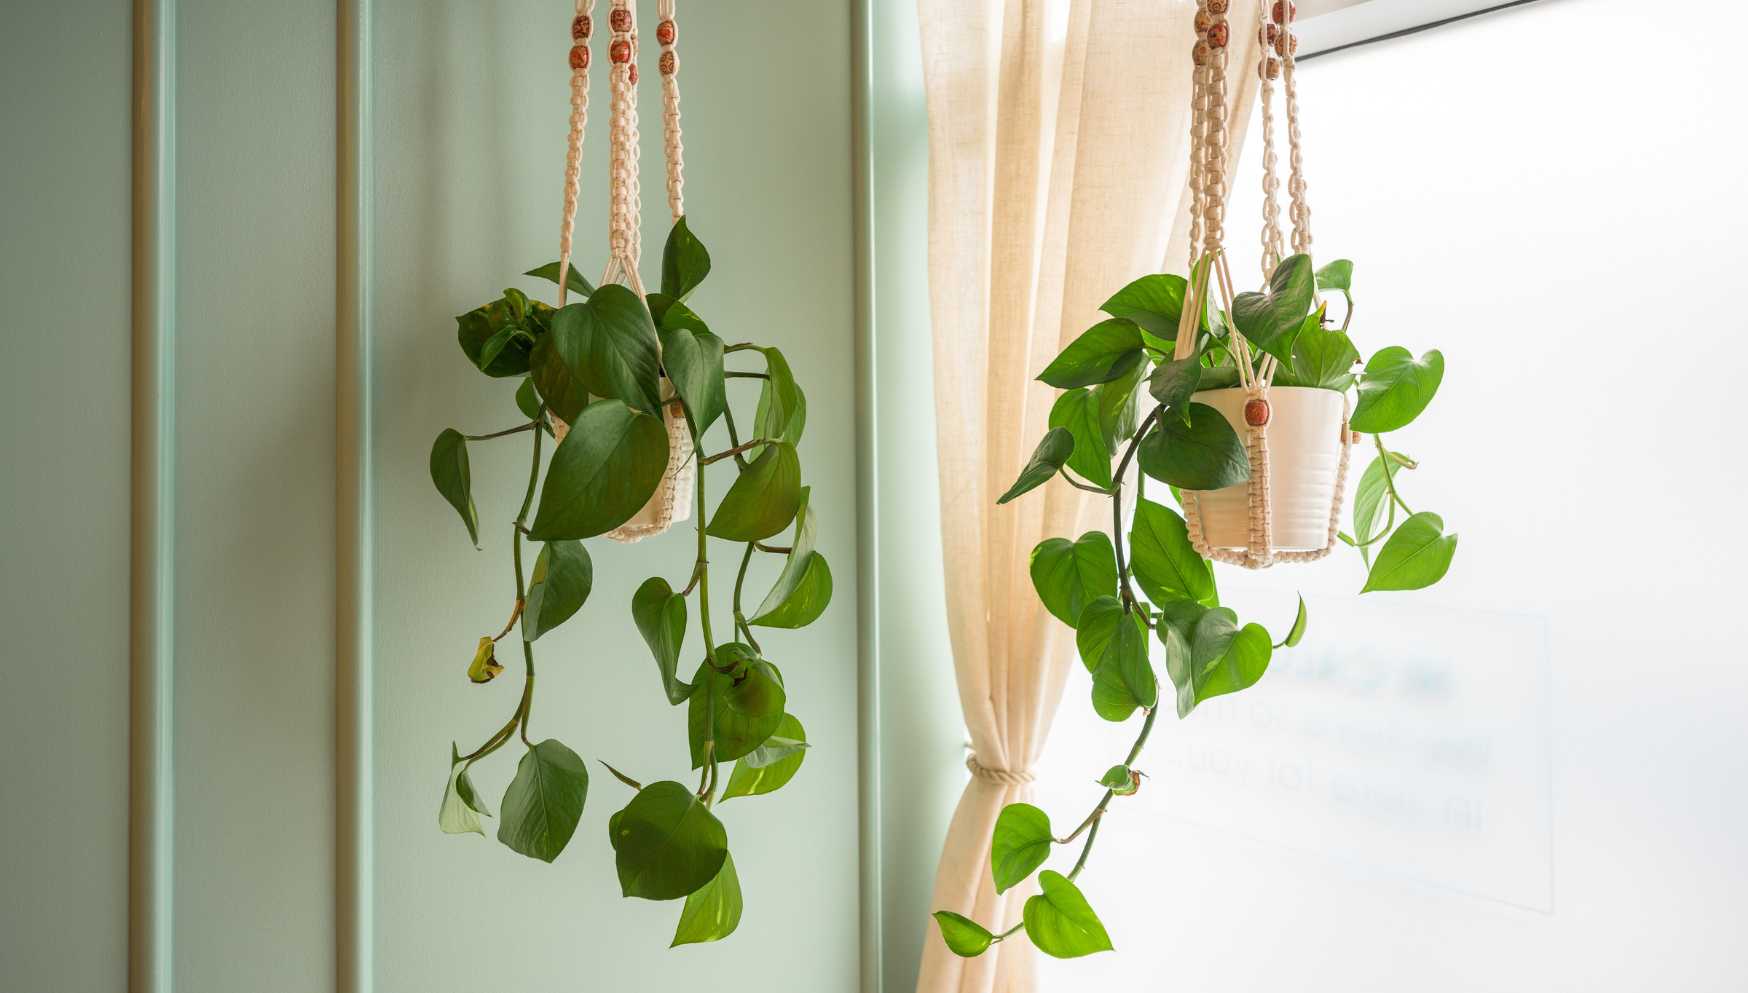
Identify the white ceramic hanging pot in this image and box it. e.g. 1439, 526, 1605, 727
1187, 385, 1346, 552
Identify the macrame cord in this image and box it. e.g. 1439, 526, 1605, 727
1177, 0, 1353, 569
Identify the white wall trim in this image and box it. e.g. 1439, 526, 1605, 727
1299, 0, 1548, 57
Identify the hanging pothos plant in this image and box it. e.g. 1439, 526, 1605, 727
933, 253, 1454, 959
429, 218, 832, 947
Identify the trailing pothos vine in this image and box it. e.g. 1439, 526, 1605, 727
933, 253, 1454, 960
430, 218, 832, 947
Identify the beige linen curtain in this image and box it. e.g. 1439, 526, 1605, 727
914, 1, 1261, 989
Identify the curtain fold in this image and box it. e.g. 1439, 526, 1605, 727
914, 2, 1262, 989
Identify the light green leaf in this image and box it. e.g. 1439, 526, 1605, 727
707, 442, 802, 541
1169, 612, 1273, 717
528, 400, 669, 540
1090, 654, 1141, 722
1351, 348, 1444, 433
1103, 606, 1157, 709
750, 487, 834, 628
1023, 870, 1114, 958
1048, 388, 1114, 488
999, 427, 1077, 504
1231, 254, 1316, 363
752, 347, 806, 457
1098, 765, 1139, 796
1138, 402, 1250, 490
497, 739, 589, 863
1283, 594, 1308, 648
1128, 498, 1215, 605
1093, 359, 1145, 447
991, 803, 1054, 894
525, 260, 595, 298
1029, 532, 1119, 628
1100, 273, 1202, 341
661, 216, 712, 300
1290, 321, 1361, 390
632, 577, 692, 704
438, 744, 490, 836
1362, 511, 1457, 593
1352, 452, 1405, 555
1315, 258, 1354, 305
671, 852, 742, 946
934, 912, 996, 958
1074, 596, 1129, 673
688, 648, 786, 767
551, 283, 664, 417
720, 713, 808, 801
609, 780, 729, 901
1037, 320, 1146, 389
428, 429, 479, 547
522, 540, 592, 641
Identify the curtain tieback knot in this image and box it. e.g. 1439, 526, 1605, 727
966, 754, 1034, 786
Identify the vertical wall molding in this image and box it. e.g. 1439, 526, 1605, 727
130, 1, 176, 991
336, 1, 375, 991
850, 1, 883, 991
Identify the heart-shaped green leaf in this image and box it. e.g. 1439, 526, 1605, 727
528, 400, 669, 540
1091, 653, 1141, 722
1167, 612, 1273, 717
1102, 606, 1157, 709
1362, 511, 1457, 593
1037, 320, 1146, 389
522, 540, 592, 641
991, 803, 1055, 894
1315, 258, 1353, 306
1148, 354, 1203, 417
1128, 498, 1215, 605
1100, 273, 1203, 342
752, 347, 806, 457
654, 298, 726, 434
1231, 254, 1316, 363
529, 334, 588, 424
525, 260, 595, 299
1029, 532, 1119, 628
750, 487, 834, 629
1138, 402, 1250, 490
707, 441, 802, 541
1352, 347, 1444, 433
1074, 596, 1128, 672
999, 427, 1077, 504
661, 216, 712, 300
1023, 870, 1114, 958
609, 780, 728, 901
428, 429, 479, 546
514, 377, 543, 420
551, 284, 664, 416
1049, 388, 1114, 489
456, 295, 535, 377
631, 577, 692, 704
671, 851, 742, 946
720, 713, 808, 801
497, 739, 589, 863
1098, 765, 1139, 796
1352, 452, 1409, 558
934, 911, 996, 958
1290, 321, 1361, 390
688, 648, 786, 767
1093, 360, 1146, 446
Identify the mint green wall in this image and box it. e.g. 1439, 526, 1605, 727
1, 2, 860, 990
0, 3, 132, 990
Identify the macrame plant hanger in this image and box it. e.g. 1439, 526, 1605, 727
1175, 0, 1354, 569
552, 0, 694, 543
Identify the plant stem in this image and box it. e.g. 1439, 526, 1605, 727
703, 438, 775, 465
693, 432, 719, 666
720, 406, 751, 470
1056, 469, 1114, 496
1110, 407, 1163, 609
511, 424, 544, 745
1067, 701, 1159, 883
732, 542, 761, 653
725, 371, 769, 380
464, 421, 538, 442
1372, 434, 1414, 516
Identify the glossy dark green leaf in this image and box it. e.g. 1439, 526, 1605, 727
438, 744, 490, 836
706, 442, 802, 541
1352, 347, 1444, 433
1074, 596, 1128, 672
497, 739, 589, 863
752, 347, 806, 456
656, 298, 727, 433
1362, 512, 1457, 593
1290, 321, 1361, 390
528, 401, 669, 540
991, 803, 1054, 894
1098, 765, 1139, 796
934, 912, 996, 958
550, 284, 663, 417
474, 323, 521, 373
1023, 870, 1114, 958
1029, 532, 1119, 628
1048, 388, 1114, 489
529, 334, 587, 424
522, 540, 592, 641
751, 487, 833, 628
525, 260, 595, 298
1037, 320, 1146, 389
514, 377, 543, 420
1283, 594, 1308, 647
609, 780, 729, 901
1094, 360, 1145, 447
1128, 498, 1215, 605
671, 851, 742, 946
1100, 273, 1202, 341
632, 577, 692, 704
688, 648, 786, 767
720, 713, 808, 801
1138, 402, 1250, 490
1148, 354, 1203, 417
1231, 254, 1316, 363
456, 296, 534, 377
428, 429, 479, 546
661, 216, 712, 300
1103, 606, 1157, 709
998, 427, 1077, 504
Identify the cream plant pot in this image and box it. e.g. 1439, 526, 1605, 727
1186, 385, 1346, 552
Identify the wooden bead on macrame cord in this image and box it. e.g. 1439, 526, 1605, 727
1208, 0, 1230, 13
610, 39, 632, 63
572, 14, 590, 40
1245, 398, 1271, 427
570, 45, 589, 70
1274, 32, 1298, 56
1261, 56, 1281, 80
609, 7, 631, 32
656, 19, 676, 45
628, 63, 638, 84
1208, 22, 1230, 49
1260, 23, 1277, 47
1193, 39, 1213, 66
1194, 10, 1212, 34
659, 50, 676, 76
1272, 0, 1296, 23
